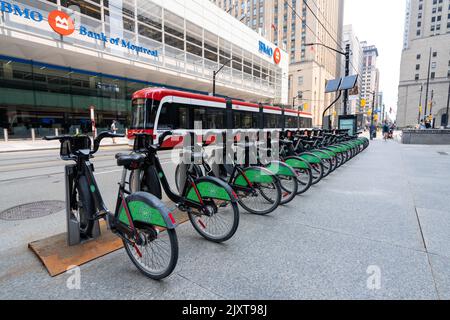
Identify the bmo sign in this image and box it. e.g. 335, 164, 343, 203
0, 0, 43, 22
258, 41, 281, 65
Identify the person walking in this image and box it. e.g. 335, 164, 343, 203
382, 121, 390, 141
111, 120, 118, 144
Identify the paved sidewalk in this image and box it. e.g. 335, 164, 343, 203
0, 137, 129, 153
0, 139, 449, 299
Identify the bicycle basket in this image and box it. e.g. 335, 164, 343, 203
60, 136, 92, 159
133, 134, 152, 152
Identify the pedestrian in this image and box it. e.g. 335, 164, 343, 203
382, 121, 390, 141
111, 120, 118, 144
419, 120, 426, 130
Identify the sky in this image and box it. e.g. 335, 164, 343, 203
344, 0, 407, 113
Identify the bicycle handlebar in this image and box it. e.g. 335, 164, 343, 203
44, 131, 125, 156
43, 135, 73, 141
93, 131, 125, 154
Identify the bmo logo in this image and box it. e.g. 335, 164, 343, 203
48, 10, 75, 36
258, 41, 281, 65
273, 48, 281, 65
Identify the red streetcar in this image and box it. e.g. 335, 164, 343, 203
129, 88, 313, 147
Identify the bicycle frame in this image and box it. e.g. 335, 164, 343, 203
144, 150, 211, 213
71, 155, 138, 241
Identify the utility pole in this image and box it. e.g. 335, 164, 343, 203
445, 82, 450, 128
370, 91, 376, 141
424, 47, 432, 120
418, 83, 423, 124
343, 44, 350, 115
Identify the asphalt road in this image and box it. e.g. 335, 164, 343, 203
0, 140, 450, 300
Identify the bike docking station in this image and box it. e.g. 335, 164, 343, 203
28, 144, 123, 277
322, 75, 359, 131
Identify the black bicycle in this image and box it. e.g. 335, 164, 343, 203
129, 132, 240, 243
44, 132, 178, 280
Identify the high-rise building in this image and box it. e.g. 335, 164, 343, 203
341, 25, 363, 115
211, 0, 344, 127
360, 42, 381, 123
397, 0, 450, 128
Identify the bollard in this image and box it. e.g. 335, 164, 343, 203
125, 128, 128, 137
76, 128, 79, 135
3, 128, 8, 142
31, 128, 35, 142
55, 128, 59, 136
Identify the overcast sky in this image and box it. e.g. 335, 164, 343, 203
344, 0, 406, 113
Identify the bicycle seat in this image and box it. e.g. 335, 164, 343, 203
116, 153, 146, 170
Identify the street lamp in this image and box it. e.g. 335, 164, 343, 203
305, 43, 351, 115
212, 58, 233, 97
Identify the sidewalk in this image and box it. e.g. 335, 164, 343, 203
0, 137, 129, 153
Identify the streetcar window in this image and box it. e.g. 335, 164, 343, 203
130, 99, 159, 129
206, 108, 225, 129
234, 111, 258, 129
158, 103, 190, 130
285, 116, 298, 128
158, 102, 225, 130
264, 114, 279, 128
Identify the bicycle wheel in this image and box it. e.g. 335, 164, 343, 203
72, 176, 95, 238
265, 162, 298, 205
284, 157, 313, 195
234, 167, 281, 215
186, 177, 239, 243
119, 192, 178, 280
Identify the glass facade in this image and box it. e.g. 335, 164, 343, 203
0, 0, 285, 138
0, 56, 207, 138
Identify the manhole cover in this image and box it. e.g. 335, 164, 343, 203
0, 201, 65, 221
438, 152, 449, 156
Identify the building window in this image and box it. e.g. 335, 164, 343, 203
415, 74, 419, 81
416, 64, 420, 70
431, 72, 436, 79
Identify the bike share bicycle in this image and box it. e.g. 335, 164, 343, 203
129, 132, 240, 243
44, 132, 178, 280
174, 131, 290, 214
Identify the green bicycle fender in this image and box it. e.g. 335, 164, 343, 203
186, 179, 233, 203
234, 167, 276, 187
311, 150, 332, 160
284, 157, 310, 170
327, 146, 342, 153
118, 192, 175, 229
266, 161, 296, 177
321, 149, 337, 157
298, 153, 322, 164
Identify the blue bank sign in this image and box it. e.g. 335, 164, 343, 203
80, 26, 158, 57
259, 41, 273, 58
1, 0, 158, 57
0, 0, 43, 21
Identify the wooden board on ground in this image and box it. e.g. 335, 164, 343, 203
29, 210, 188, 277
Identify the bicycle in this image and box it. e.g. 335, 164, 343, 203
43, 132, 178, 280
129, 132, 240, 243
174, 136, 285, 214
